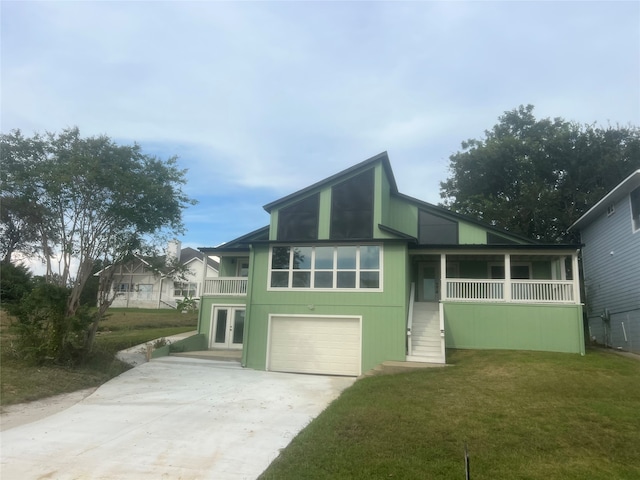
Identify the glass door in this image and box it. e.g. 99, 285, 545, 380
418, 262, 440, 302
211, 307, 245, 349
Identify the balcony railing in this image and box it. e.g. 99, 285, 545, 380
445, 279, 575, 304
203, 277, 248, 296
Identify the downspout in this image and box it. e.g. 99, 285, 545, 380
573, 249, 586, 355
197, 255, 208, 335
241, 246, 256, 368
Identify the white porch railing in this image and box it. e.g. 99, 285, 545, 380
445, 279, 575, 303
511, 280, 574, 303
446, 279, 504, 301
203, 277, 248, 296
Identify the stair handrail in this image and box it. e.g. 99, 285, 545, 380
407, 282, 415, 356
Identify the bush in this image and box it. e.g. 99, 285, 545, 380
12, 283, 91, 365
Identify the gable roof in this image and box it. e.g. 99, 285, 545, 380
569, 169, 640, 231
94, 247, 219, 276
262, 151, 397, 213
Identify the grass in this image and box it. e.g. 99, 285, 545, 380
0, 308, 197, 406
261, 349, 640, 480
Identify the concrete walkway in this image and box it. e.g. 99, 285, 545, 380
0, 356, 355, 479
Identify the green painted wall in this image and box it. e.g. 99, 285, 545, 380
388, 197, 418, 237
459, 222, 487, 244
443, 302, 585, 354
243, 242, 409, 372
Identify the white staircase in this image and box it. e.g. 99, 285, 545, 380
407, 302, 445, 363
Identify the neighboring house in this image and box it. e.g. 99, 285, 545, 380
197, 153, 585, 376
569, 170, 640, 353
97, 241, 219, 309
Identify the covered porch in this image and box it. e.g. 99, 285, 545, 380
406, 247, 585, 362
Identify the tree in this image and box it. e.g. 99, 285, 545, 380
0, 127, 196, 356
440, 105, 640, 242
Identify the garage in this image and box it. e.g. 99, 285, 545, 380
267, 315, 362, 376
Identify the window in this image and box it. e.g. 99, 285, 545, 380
116, 283, 131, 294
277, 193, 320, 240
631, 187, 640, 232
237, 261, 249, 277
174, 282, 197, 297
269, 245, 382, 290
330, 169, 374, 240
418, 210, 458, 244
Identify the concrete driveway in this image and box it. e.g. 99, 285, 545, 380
0, 357, 355, 479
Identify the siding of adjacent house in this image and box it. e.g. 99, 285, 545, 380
242, 242, 409, 373
580, 195, 640, 352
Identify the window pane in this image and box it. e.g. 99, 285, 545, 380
337, 246, 357, 269
337, 271, 356, 288
315, 247, 334, 269
214, 310, 228, 343
314, 271, 333, 288
232, 310, 245, 344
272, 247, 290, 269
293, 247, 312, 269
511, 265, 530, 279
292, 271, 311, 288
271, 271, 289, 287
360, 271, 380, 288
360, 246, 380, 269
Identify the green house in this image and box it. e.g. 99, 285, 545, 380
196, 153, 585, 376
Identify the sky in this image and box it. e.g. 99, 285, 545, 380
2, 0, 639, 256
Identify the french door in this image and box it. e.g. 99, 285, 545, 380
210, 306, 245, 349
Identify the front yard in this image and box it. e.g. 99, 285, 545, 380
261, 349, 640, 480
0, 308, 197, 406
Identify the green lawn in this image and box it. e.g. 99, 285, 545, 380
261, 349, 640, 480
0, 308, 197, 406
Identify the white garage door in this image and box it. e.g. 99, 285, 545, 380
268, 315, 361, 376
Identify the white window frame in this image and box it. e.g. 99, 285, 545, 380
173, 281, 197, 297
268, 244, 383, 291
630, 187, 640, 233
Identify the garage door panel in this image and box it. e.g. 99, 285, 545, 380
268, 316, 361, 376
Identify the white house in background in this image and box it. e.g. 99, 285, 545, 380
569, 169, 640, 353
96, 241, 219, 309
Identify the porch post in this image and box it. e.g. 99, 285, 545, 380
572, 251, 581, 304
200, 254, 209, 298
440, 253, 447, 301
504, 253, 511, 302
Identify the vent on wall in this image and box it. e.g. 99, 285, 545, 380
607, 204, 615, 216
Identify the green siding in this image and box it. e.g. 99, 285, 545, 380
389, 197, 418, 237
459, 222, 488, 244
318, 189, 331, 239
532, 262, 551, 279
243, 242, 409, 372
444, 302, 585, 354
218, 257, 239, 277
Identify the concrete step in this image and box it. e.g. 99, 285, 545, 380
170, 350, 242, 363
362, 360, 448, 377
406, 354, 446, 364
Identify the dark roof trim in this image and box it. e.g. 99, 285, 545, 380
378, 224, 418, 242
409, 243, 582, 251
262, 151, 397, 213
199, 226, 269, 253
394, 192, 538, 245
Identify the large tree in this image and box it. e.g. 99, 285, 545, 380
440, 105, 640, 242
0, 127, 195, 353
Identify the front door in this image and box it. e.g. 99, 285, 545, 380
211, 306, 245, 349
418, 262, 440, 302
